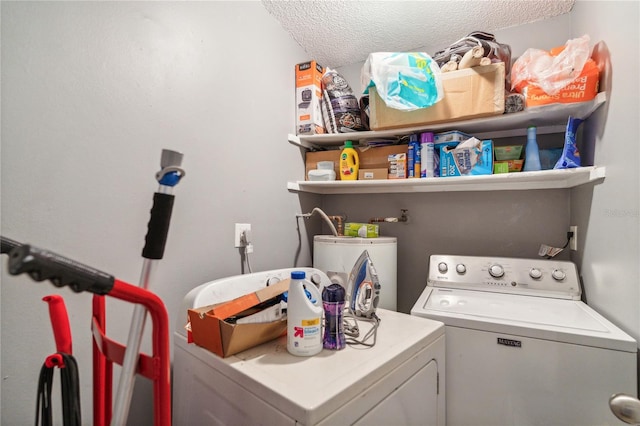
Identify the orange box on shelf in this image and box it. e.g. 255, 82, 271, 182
295, 60, 326, 135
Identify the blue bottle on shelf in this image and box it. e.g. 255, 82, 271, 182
523, 126, 542, 172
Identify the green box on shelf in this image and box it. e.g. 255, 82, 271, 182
494, 162, 509, 174
344, 223, 379, 238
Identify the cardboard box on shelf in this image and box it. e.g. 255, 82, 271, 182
358, 168, 388, 180
296, 61, 325, 135
494, 159, 524, 174
369, 62, 506, 131
388, 153, 407, 179
305, 145, 407, 180
188, 279, 290, 358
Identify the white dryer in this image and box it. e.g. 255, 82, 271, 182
174, 267, 446, 425
411, 254, 637, 426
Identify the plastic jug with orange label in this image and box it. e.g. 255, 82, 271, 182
339, 140, 359, 180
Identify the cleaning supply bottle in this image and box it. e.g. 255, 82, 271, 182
523, 126, 542, 172
287, 271, 323, 356
408, 134, 421, 178
420, 132, 435, 178
339, 140, 359, 180
322, 283, 346, 350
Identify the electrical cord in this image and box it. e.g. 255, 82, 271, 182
343, 311, 381, 348
36, 353, 81, 426
240, 230, 253, 273
562, 230, 574, 249
545, 230, 574, 259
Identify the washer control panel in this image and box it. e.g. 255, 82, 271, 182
428, 255, 581, 300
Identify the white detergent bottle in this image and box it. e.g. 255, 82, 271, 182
287, 271, 323, 356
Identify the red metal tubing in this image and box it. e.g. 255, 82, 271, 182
43, 295, 73, 355
92, 295, 110, 426
92, 279, 171, 426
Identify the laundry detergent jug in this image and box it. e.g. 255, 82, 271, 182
287, 271, 323, 356
339, 140, 359, 180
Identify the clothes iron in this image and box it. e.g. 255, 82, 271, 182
346, 250, 381, 318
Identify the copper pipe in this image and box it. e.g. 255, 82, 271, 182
328, 215, 346, 236
369, 209, 408, 224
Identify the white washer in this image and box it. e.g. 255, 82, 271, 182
174, 267, 446, 425
411, 254, 638, 426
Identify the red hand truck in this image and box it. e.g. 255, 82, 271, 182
2, 236, 171, 426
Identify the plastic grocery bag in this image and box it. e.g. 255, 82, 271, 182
361, 52, 443, 111
511, 35, 592, 95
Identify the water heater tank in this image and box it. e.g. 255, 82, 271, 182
313, 235, 397, 311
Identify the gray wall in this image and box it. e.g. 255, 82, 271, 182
1, 0, 638, 424
1, 2, 320, 423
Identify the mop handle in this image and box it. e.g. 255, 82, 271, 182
142, 192, 175, 260
112, 149, 184, 426
142, 150, 185, 261
3, 238, 115, 295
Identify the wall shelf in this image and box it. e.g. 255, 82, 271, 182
289, 92, 607, 150
287, 166, 606, 195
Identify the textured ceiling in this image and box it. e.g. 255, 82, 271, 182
262, 0, 575, 68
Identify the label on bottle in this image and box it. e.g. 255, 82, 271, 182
291, 317, 321, 348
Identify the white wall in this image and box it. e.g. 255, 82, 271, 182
570, 0, 640, 361
1, 2, 322, 423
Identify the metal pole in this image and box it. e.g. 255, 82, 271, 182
111, 150, 184, 425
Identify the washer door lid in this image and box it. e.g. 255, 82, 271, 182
426, 288, 606, 331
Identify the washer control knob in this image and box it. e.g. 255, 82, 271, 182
266, 277, 281, 286
310, 273, 322, 286
552, 269, 566, 281
488, 264, 504, 278
438, 262, 448, 273
529, 268, 543, 280
456, 264, 467, 274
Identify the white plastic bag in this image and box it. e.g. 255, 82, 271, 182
511, 35, 591, 95
361, 52, 443, 111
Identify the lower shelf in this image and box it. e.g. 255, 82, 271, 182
288, 166, 606, 195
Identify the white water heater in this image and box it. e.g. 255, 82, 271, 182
313, 235, 397, 311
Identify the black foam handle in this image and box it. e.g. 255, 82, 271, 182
1, 236, 21, 254
142, 192, 175, 260
7, 244, 115, 295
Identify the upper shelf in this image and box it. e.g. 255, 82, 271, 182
289, 92, 607, 150
287, 166, 606, 194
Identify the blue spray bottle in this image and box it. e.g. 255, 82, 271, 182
523, 126, 542, 172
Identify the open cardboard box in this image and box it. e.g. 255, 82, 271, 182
305, 145, 408, 180
188, 279, 290, 358
369, 62, 506, 131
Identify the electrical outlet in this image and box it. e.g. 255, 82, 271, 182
235, 223, 251, 248
569, 225, 578, 251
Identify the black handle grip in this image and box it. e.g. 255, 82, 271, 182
142, 192, 175, 260
7, 244, 115, 295
1, 236, 21, 254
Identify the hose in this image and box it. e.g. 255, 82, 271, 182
299, 207, 339, 236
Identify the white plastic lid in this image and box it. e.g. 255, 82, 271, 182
317, 161, 334, 170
